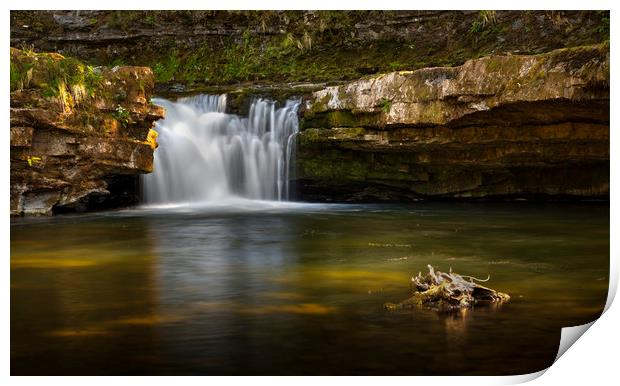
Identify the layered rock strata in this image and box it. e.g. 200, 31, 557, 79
296, 43, 609, 201
10, 11, 609, 89
10, 48, 164, 215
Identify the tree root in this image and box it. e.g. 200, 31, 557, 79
384, 265, 510, 311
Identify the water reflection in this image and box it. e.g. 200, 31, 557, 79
11, 202, 609, 375
11, 217, 163, 374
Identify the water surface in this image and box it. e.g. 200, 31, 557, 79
11, 202, 609, 375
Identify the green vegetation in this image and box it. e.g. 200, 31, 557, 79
388, 61, 405, 71
143, 11, 607, 87
10, 60, 33, 91
469, 20, 484, 34
145, 14, 156, 26
150, 27, 359, 85
153, 53, 181, 83
112, 105, 131, 128
379, 99, 392, 114
596, 13, 609, 35
302, 110, 383, 130
10, 47, 103, 110
470, 11, 497, 34
296, 150, 369, 182
10, 10, 611, 88
479, 11, 497, 26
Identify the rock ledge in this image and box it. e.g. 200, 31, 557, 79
10, 48, 164, 215
297, 43, 609, 201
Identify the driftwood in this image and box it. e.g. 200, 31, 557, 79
384, 265, 510, 311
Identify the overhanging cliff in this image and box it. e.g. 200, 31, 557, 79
10, 48, 164, 215
296, 43, 609, 201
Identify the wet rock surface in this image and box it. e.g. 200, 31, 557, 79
296, 43, 609, 201
10, 48, 164, 216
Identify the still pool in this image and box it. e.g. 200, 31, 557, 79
10, 201, 609, 375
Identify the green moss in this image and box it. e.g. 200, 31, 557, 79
144, 14, 156, 26
299, 128, 322, 144
143, 23, 465, 87
10, 48, 117, 118
220, 31, 349, 83
10, 60, 33, 90
595, 12, 609, 35
299, 127, 367, 145
296, 147, 423, 184
308, 94, 331, 114
388, 61, 405, 71
10, 49, 103, 102
327, 111, 359, 127
153, 53, 181, 83
333, 127, 366, 139
543, 41, 609, 70
301, 110, 381, 129
11, 11, 611, 89
419, 101, 445, 124
336, 86, 349, 103
379, 98, 392, 114
485, 55, 523, 75
297, 152, 368, 181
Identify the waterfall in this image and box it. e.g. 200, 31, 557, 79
142, 94, 300, 204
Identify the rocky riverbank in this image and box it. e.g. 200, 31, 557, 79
9, 11, 610, 212
295, 43, 609, 201
10, 48, 164, 215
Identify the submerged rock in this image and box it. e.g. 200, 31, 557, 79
384, 265, 510, 311
297, 43, 609, 202
10, 47, 165, 216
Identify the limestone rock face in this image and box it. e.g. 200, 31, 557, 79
10, 11, 609, 90
10, 48, 165, 215
297, 43, 609, 201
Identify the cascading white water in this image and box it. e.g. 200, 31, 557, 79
142, 94, 300, 204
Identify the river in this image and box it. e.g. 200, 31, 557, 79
10, 201, 608, 375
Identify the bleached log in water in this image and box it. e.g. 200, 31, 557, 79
385, 265, 510, 311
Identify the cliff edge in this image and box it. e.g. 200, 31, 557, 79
297, 43, 609, 201
10, 48, 164, 215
